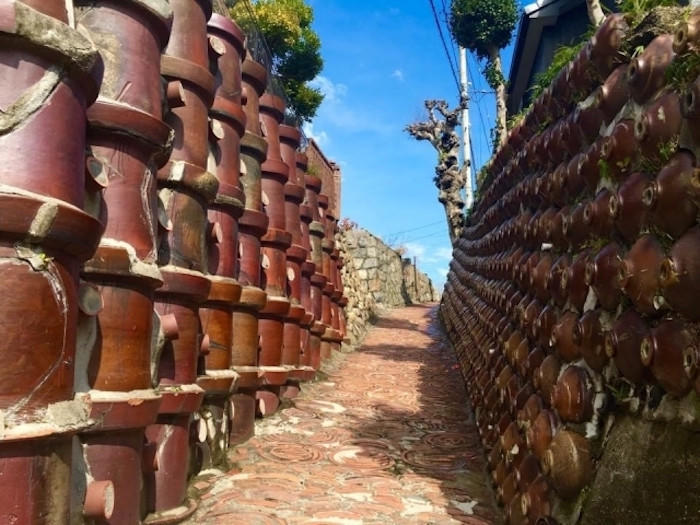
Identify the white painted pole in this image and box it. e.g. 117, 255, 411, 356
459, 47, 474, 210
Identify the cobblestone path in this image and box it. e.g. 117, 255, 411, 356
188, 305, 500, 524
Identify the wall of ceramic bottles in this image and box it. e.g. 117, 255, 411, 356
0, 1, 346, 523
441, 9, 700, 525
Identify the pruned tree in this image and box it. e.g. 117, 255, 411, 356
586, 0, 606, 26
405, 98, 467, 245
449, 0, 518, 148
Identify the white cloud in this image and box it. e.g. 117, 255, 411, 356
309, 74, 396, 136
309, 75, 348, 103
435, 246, 453, 259
303, 122, 329, 146
402, 242, 426, 259
392, 69, 405, 82
419, 245, 454, 265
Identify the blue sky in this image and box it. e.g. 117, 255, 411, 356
304, 1, 523, 290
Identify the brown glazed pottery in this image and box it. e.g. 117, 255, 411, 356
589, 13, 628, 78
595, 65, 630, 124
535, 355, 562, 406
627, 35, 675, 104
549, 254, 571, 307
641, 319, 698, 397
606, 309, 650, 384
543, 430, 593, 499
635, 91, 682, 160
526, 410, 559, 460
673, 7, 700, 54
550, 311, 580, 362
600, 119, 638, 181
561, 249, 591, 312
584, 189, 617, 237
644, 150, 698, 239
551, 366, 594, 423
660, 226, 700, 320
619, 235, 665, 315
615, 172, 651, 242
587, 242, 624, 312
575, 310, 608, 372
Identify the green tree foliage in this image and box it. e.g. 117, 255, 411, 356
449, 0, 518, 147
230, 0, 323, 122
449, 0, 518, 60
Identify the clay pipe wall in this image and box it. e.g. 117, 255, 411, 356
229, 49, 269, 439
318, 193, 338, 360
304, 169, 327, 371
74, 1, 173, 523
256, 92, 292, 415
145, 0, 218, 520
280, 125, 314, 388
0, 2, 102, 523
440, 10, 700, 524
298, 153, 319, 374
193, 12, 247, 470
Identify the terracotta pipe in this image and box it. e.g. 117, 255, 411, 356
0, 3, 101, 522
146, 0, 217, 519
257, 93, 292, 398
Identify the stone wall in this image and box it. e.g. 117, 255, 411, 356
338, 227, 438, 343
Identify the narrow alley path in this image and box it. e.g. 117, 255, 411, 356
188, 306, 500, 524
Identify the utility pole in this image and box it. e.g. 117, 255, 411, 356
459, 46, 474, 210
413, 256, 419, 298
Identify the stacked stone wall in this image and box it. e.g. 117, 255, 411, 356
339, 228, 438, 343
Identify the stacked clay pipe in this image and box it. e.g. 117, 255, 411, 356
195, 12, 247, 469
0, 2, 102, 522
0, 2, 346, 521
324, 172, 348, 351
146, 0, 217, 520
256, 90, 293, 415
441, 10, 700, 525
280, 124, 316, 398
304, 165, 328, 370
229, 45, 269, 439
76, 1, 172, 523
298, 152, 321, 371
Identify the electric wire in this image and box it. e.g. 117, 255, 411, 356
439, 0, 461, 83
401, 229, 450, 243
468, 51, 491, 165
384, 220, 445, 237
427, 0, 461, 92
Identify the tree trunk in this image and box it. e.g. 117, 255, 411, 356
487, 46, 508, 148
438, 184, 464, 245
586, 0, 605, 27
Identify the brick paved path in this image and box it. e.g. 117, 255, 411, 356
188, 305, 500, 524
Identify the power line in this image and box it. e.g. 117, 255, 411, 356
439, 0, 461, 84
467, 51, 491, 164
384, 220, 445, 237
427, 0, 460, 92
402, 228, 450, 244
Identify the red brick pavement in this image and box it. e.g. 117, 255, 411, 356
187, 305, 501, 524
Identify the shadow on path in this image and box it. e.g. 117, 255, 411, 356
187, 305, 502, 525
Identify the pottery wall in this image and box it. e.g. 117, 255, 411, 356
0, 2, 347, 523
440, 7, 700, 525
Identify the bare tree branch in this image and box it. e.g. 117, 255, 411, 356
405, 98, 466, 244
